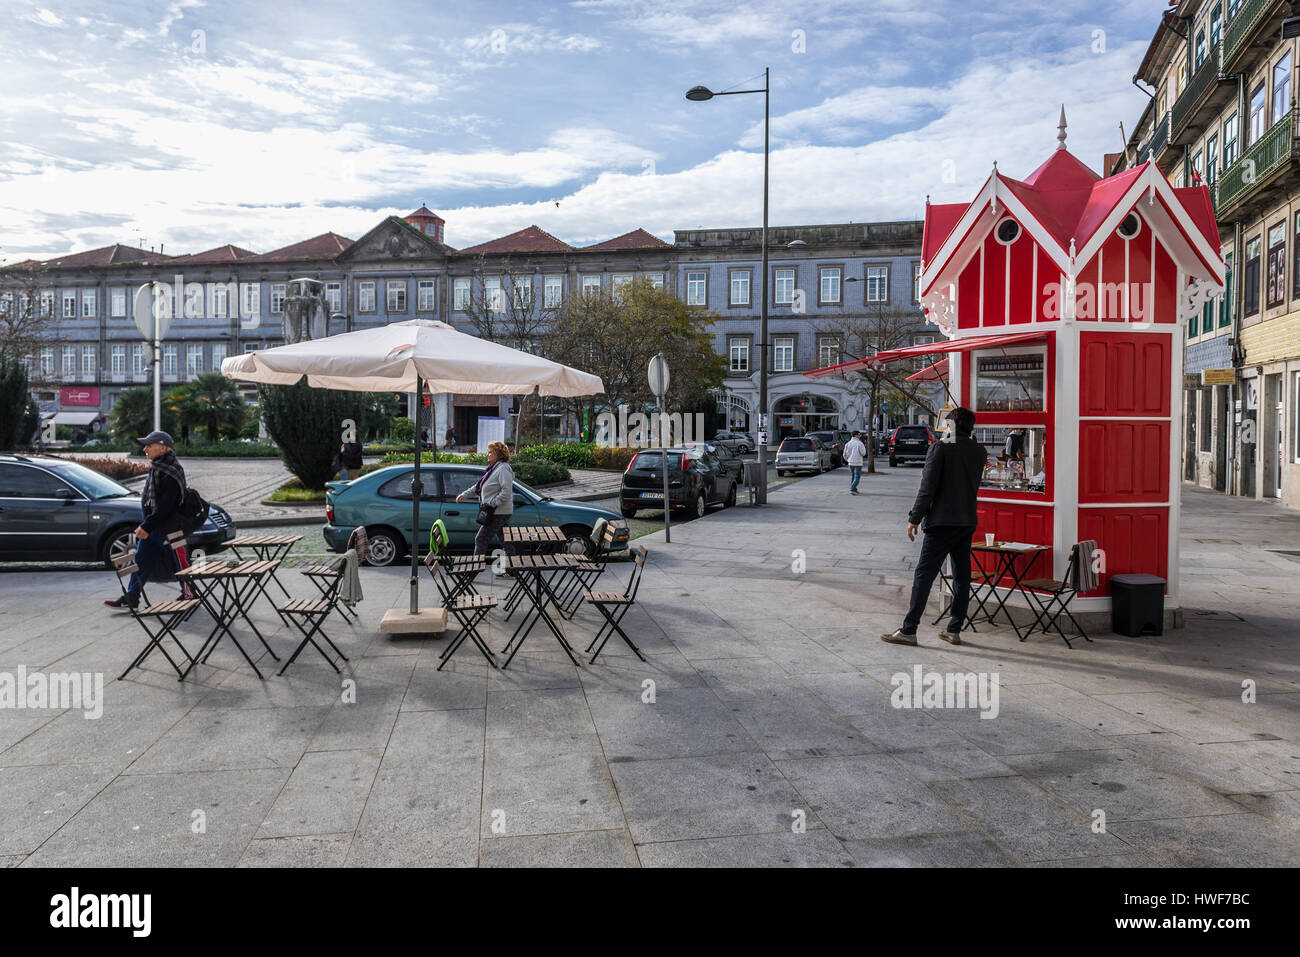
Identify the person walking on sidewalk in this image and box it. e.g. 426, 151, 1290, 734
457, 440, 517, 574
882, 407, 986, 646
338, 439, 363, 480
844, 430, 867, 494
105, 431, 186, 610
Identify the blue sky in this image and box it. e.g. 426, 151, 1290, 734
1, 0, 1171, 262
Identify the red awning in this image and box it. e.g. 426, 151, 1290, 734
906, 358, 948, 382
804, 330, 1047, 378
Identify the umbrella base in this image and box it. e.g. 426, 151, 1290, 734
379, 607, 448, 635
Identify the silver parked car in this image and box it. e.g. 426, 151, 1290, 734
775, 436, 834, 475
711, 430, 757, 454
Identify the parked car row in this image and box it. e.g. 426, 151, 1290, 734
620, 445, 740, 518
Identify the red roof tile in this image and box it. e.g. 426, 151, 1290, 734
456, 225, 574, 256
41, 243, 177, 269
166, 244, 259, 265
407, 206, 444, 220
582, 228, 671, 252
248, 232, 353, 263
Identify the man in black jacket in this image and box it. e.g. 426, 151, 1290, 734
105, 430, 186, 610
882, 407, 987, 646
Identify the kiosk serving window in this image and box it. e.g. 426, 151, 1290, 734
979, 425, 1047, 493
974, 350, 1045, 412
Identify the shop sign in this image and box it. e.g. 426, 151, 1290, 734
1202, 368, 1235, 386
58, 387, 100, 406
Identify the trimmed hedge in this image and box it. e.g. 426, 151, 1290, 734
268, 477, 327, 503
514, 443, 596, 469
591, 446, 636, 470
67, 456, 150, 481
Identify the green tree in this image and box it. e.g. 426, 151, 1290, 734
171, 372, 246, 441
108, 386, 179, 443
0, 354, 30, 449
258, 382, 374, 489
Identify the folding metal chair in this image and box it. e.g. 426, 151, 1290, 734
1021, 541, 1096, 647
113, 553, 201, 680
300, 526, 369, 623
582, 546, 649, 664
552, 520, 616, 618
276, 561, 349, 675
428, 558, 499, 670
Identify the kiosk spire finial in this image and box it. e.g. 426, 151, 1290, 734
1057, 105, 1068, 150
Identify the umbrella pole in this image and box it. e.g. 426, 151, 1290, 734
410, 378, 422, 614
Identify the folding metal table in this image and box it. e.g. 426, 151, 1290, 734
175, 559, 284, 679
226, 534, 303, 618
499, 553, 594, 668
967, 543, 1051, 641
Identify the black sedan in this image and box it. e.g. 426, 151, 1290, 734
620, 446, 737, 519
0, 454, 236, 567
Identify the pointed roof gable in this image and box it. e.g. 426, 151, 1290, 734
42, 243, 176, 269
336, 216, 452, 261
456, 225, 574, 256
922, 203, 967, 266
582, 228, 670, 252
248, 232, 353, 263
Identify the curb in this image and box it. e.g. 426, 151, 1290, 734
233, 514, 324, 528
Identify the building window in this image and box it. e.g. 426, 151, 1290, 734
1274, 52, 1292, 126
1221, 251, 1234, 328
773, 336, 794, 372
647, 273, 665, 288
358, 281, 376, 313
913, 262, 923, 302
186, 344, 203, 377
453, 278, 471, 311
210, 283, 228, 318
729, 338, 749, 373
866, 265, 890, 302
62, 291, 76, 318
915, 334, 937, 346
325, 281, 342, 313
543, 275, 563, 308
212, 342, 227, 371
686, 270, 707, 306
270, 283, 286, 314
39, 290, 53, 317
1223, 112, 1238, 166
183, 283, 203, 318
819, 267, 841, 305
1244, 235, 1261, 316
111, 344, 126, 375
1193, 149, 1204, 182
484, 278, 503, 312
773, 267, 795, 305
81, 345, 95, 378
1210, 3, 1222, 49
417, 279, 436, 312
1267, 221, 1286, 308
244, 343, 258, 354
1194, 29, 1206, 70
729, 269, 750, 306
163, 345, 178, 377
1207, 133, 1219, 184
131, 344, 143, 375
1248, 81, 1266, 145
1199, 389, 1213, 452
386, 280, 406, 313
61, 345, 75, 376
581, 275, 601, 298
40, 348, 54, 376
611, 274, 633, 295
819, 337, 839, 368
513, 278, 532, 309
110, 287, 127, 318
242, 283, 259, 318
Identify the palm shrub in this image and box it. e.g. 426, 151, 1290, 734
174, 372, 247, 441
108, 386, 178, 442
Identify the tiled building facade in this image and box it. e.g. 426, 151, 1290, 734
1116, 0, 1300, 509
3, 209, 933, 445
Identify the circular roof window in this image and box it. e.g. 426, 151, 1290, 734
1118, 213, 1142, 240
995, 218, 1021, 245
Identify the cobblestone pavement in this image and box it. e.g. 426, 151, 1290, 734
3, 468, 1296, 867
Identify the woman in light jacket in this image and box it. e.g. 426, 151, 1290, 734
457, 440, 516, 561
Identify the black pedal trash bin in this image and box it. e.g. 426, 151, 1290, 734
1110, 573, 1166, 637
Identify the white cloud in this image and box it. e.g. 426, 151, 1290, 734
26, 8, 65, 27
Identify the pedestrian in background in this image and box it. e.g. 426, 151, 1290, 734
881, 407, 986, 646
457, 440, 517, 574
844, 430, 867, 494
105, 431, 186, 610
339, 439, 363, 480
445, 424, 456, 450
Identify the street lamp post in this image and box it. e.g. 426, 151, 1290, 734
687, 67, 771, 504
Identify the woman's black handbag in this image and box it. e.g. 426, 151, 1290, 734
475, 504, 495, 526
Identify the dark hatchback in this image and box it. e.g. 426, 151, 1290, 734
807, 430, 850, 467
0, 454, 236, 566
620, 446, 738, 519
889, 425, 937, 466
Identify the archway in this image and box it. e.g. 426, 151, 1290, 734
773, 393, 839, 440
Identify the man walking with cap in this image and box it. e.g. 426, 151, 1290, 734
844, 430, 867, 494
882, 407, 986, 646
105, 431, 186, 610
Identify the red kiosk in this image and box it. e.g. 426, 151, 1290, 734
809, 120, 1224, 628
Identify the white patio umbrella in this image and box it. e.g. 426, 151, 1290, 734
221, 319, 604, 634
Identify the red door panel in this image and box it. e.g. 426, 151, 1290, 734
1077, 507, 1169, 595
1079, 332, 1171, 417
1078, 421, 1170, 502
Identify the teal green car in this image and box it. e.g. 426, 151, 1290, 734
322, 464, 629, 566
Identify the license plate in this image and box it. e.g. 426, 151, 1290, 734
639, 492, 664, 499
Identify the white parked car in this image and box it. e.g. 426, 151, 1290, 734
775, 436, 834, 475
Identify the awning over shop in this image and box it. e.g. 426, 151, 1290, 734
906, 358, 948, 382
804, 330, 1048, 378
48, 411, 102, 425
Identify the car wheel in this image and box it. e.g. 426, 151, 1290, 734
363, 527, 405, 567
724, 482, 736, 508
777, 469, 787, 477
620, 507, 638, 518
560, 525, 595, 557
693, 492, 706, 518
737, 444, 750, 454
889, 456, 897, 468
101, 526, 138, 569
